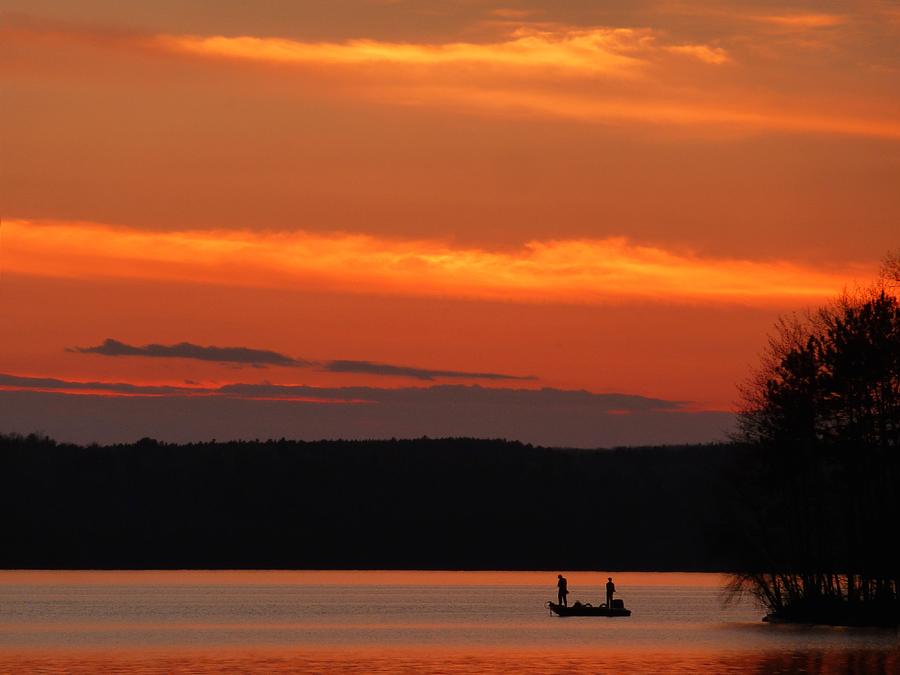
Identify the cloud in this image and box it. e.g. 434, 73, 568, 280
0, 373, 199, 397
138, 29, 900, 139
397, 85, 900, 139
5, 220, 871, 307
217, 382, 683, 411
154, 26, 734, 75
323, 360, 535, 381
0, 373, 733, 447
0, 373, 682, 409
664, 44, 730, 64
69, 338, 532, 381
156, 27, 647, 76
657, 5, 847, 30
5, 19, 900, 139
0, 373, 364, 404
751, 14, 847, 29
72, 338, 307, 367
171, 25, 899, 141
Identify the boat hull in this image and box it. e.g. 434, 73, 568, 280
548, 601, 631, 617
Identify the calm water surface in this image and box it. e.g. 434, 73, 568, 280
0, 571, 896, 673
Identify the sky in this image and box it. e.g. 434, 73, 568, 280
1, 0, 898, 446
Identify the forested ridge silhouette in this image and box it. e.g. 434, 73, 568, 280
0, 434, 745, 570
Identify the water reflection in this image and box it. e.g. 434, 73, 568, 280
0, 647, 897, 674
0, 572, 896, 673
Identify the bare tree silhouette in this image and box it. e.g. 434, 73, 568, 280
731, 254, 900, 625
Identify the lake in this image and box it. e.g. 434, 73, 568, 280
0, 571, 896, 673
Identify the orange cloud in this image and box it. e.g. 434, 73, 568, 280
156, 27, 738, 73
664, 44, 731, 64
149, 30, 900, 139
390, 85, 900, 139
156, 28, 647, 75
752, 14, 847, 29
2, 220, 870, 306
5, 20, 899, 139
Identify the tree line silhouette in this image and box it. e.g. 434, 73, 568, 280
0, 434, 743, 571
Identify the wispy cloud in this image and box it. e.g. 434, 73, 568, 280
324, 360, 536, 381
0, 373, 357, 403
5, 220, 871, 306
751, 14, 847, 29
0, 372, 674, 409
219, 382, 683, 411
657, 5, 847, 30
72, 338, 307, 367
146, 29, 900, 139
6, 19, 900, 139
156, 27, 648, 75
69, 338, 532, 381
664, 44, 730, 64
0, 373, 201, 397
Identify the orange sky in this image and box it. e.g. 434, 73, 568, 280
1, 1, 897, 445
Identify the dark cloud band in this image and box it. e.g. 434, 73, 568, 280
0, 373, 196, 395
2, 372, 679, 411
0, 372, 732, 448
70, 338, 533, 381
72, 339, 308, 367
324, 360, 536, 381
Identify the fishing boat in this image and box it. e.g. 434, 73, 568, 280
547, 600, 631, 617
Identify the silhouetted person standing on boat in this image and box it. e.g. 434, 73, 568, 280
606, 577, 616, 607
557, 574, 569, 607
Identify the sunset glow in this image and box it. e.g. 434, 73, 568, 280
2, 0, 898, 446
3, 5, 900, 671
4, 220, 867, 305
160, 29, 647, 73
6, 20, 900, 139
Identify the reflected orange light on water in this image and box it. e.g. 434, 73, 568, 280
1, 571, 895, 674
0, 646, 895, 675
